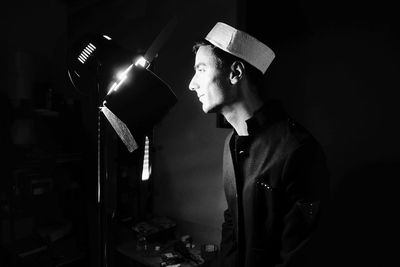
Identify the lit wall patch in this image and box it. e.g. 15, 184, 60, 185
141, 136, 151, 181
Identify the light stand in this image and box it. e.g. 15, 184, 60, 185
67, 31, 177, 267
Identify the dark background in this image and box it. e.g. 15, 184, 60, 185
246, 1, 400, 265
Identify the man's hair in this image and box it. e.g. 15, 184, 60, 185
192, 39, 265, 88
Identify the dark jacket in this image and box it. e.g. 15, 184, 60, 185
220, 101, 329, 267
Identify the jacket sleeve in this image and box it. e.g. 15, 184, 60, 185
277, 139, 330, 267
219, 207, 238, 267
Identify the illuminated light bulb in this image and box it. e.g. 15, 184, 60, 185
116, 64, 134, 82
106, 64, 134, 95
116, 71, 127, 81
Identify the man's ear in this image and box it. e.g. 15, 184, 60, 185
229, 61, 245, 85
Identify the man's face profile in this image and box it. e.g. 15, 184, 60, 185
189, 45, 231, 113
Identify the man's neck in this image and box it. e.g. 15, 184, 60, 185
222, 98, 263, 136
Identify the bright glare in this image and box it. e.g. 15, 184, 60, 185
116, 64, 133, 80
106, 64, 134, 95
116, 71, 126, 80
107, 82, 118, 95
135, 56, 149, 68
103, 35, 112, 40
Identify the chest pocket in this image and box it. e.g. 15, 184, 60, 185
252, 179, 284, 250
256, 179, 283, 212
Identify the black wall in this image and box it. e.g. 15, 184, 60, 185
247, 0, 400, 265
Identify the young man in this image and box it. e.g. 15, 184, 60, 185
189, 22, 329, 267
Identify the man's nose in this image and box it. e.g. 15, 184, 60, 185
188, 76, 198, 91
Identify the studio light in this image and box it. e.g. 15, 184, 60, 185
67, 33, 177, 152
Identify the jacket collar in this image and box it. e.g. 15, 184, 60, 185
245, 99, 287, 136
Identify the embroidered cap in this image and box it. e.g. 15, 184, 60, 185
205, 22, 275, 74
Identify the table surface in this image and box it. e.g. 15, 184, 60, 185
116, 239, 205, 267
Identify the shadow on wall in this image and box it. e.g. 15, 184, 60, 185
325, 161, 400, 266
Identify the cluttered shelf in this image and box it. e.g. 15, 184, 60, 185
4, 151, 84, 219
0, 150, 89, 267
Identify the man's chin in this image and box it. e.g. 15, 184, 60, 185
203, 106, 217, 114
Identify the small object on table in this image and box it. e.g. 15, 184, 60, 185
200, 244, 218, 262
